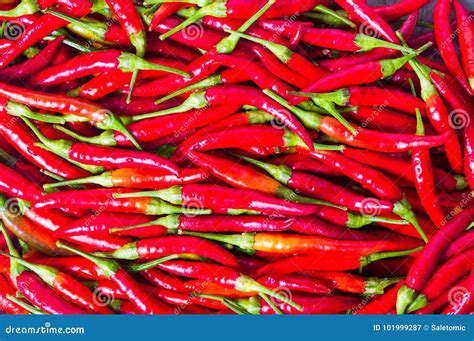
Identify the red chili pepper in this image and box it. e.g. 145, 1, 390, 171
354, 280, 404, 314
397, 206, 474, 314
0, 274, 29, 314
53, 212, 152, 238
58, 241, 172, 314
318, 11, 418, 72
116, 183, 319, 217
29, 256, 106, 280
422, 249, 474, 302
341, 148, 466, 193
435, 0, 473, 94
22, 118, 180, 175
0, 13, 68, 69
159, 0, 321, 40
184, 279, 254, 298
0, 82, 141, 149
151, 259, 301, 310
258, 294, 362, 314
111, 214, 293, 237
454, 0, 474, 91
33, 188, 211, 216
97, 235, 239, 268
238, 154, 393, 214
372, 0, 430, 21
141, 268, 187, 292
184, 231, 421, 261
29, 50, 187, 88
16, 271, 91, 314
441, 269, 473, 314
44, 168, 208, 191
291, 85, 425, 115
258, 275, 331, 295
0, 162, 43, 201
5, 254, 112, 313
100, 96, 181, 116
343, 106, 418, 134
443, 230, 474, 261
0, 108, 90, 179
0, 36, 63, 81
149, 2, 190, 31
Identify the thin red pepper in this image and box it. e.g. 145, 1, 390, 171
435, 0, 473, 94
372, 0, 430, 21
454, 0, 474, 91
140, 268, 187, 292
0, 162, 43, 201
0, 274, 29, 314
397, 205, 474, 314
116, 184, 319, 217
354, 280, 404, 314
149, 3, 190, 31
58, 241, 173, 314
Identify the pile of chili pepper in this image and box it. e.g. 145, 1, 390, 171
0, 0, 472, 315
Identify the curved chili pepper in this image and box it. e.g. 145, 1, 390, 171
97, 235, 239, 267
335, 0, 398, 43
57, 241, 172, 314
149, 3, 190, 31
0, 107, 89, 179
422, 249, 474, 303
412, 111, 445, 226
141, 268, 187, 292
33, 188, 211, 215
435, 0, 473, 94
354, 280, 404, 314
22, 118, 180, 175
29, 49, 188, 88
149, 259, 301, 310
341, 148, 466, 193
116, 184, 319, 217
397, 205, 474, 314
0, 82, 141, 149
0, 13, 68, 69
111, 214, 293, 236
0, 36, 63, 81
184, 231, 421, 261
16, 271, 91, 314
307, 271, 399, 296
372, 0, 430, 21
0, 274, 29, 314
44, 168, 208, 191
5, 254, 112, 313
343, 106, 418, 134
158, 0, 320, 40
454, 0, 474, 91
258, 275, 331, 295
238, 154, 393, 214
0, 162, 43, 201
443, 230, 474, 261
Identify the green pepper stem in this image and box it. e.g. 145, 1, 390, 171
312, 99, 358, 135
155, 75, 222, 105
224, 28, 292, 63
359, 246, 422, 270
0, 0, 38, 17
364, 277, 403, 296
313, 5, 356, 28
128, 254, 181, 272
145, 0, 211, 6
130, 91, 208, 122
259, 293, 283, 315
396, 285, 418, 314
115, 186, 182, 204
53, 125, 117, 147
47, 10, 108, 42
109, 214, 180, 234
263, 89, 322, 130
182, 231, 256, 250
0, 221, 23, 279
56, 241, 119, 278
393, 197, 428, 243
6, 101, 85, 124
160, 2, 227, 40
43, 172, 113, 190
1, 253, 57, 285
215, 0, 275, 54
